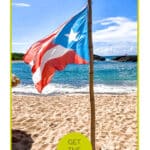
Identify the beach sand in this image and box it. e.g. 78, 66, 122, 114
12, 94, 137, 150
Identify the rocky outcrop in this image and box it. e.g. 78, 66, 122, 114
93, 54, 105, 61
112, 55, 137, 62
12, 74, 20, 87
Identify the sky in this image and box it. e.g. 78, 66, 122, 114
12, 0, 137, 56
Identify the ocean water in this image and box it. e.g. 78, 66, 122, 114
12, 60, 137, 95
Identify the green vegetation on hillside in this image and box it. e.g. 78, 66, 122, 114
12, 53, 105, 61
12, 53, 24, 60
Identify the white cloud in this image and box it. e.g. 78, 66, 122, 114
93, 17, 137, 43
13, 42, 29, 45
94, 42, 137, 56
12, 42, 30, 53
12, 2, 31, 7
93, 17, 137, 56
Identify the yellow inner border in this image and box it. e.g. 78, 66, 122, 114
137, 0, 140, 149
10, 0, 140, 149
10, 0, 12, 149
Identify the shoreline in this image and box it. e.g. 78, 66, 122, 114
12, 83, 137, 96
12, 92, 137, 97
12, 93, 137, 149
12, 60, 24, 63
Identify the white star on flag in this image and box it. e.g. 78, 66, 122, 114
66, 29, 79, 43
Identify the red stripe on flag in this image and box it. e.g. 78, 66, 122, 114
42, 50, 88, 71
23, 33, 57, 64
33, 50, 88, 92
31, 42, 57, 73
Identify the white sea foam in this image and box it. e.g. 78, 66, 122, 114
12, 83, 136, 95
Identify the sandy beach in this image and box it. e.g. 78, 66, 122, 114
12, 94, 137, 150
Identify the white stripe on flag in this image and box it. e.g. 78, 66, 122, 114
32, 45, 70, 84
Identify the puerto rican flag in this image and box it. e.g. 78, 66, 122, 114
24, 6, 89, 93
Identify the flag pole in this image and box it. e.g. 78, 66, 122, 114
88, 0, 96, 150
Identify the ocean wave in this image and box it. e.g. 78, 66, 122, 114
12, 83, 136, 95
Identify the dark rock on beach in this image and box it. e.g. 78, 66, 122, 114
12, 129, 34, 150
12, 74, 20, 87
112, 55, 137, 62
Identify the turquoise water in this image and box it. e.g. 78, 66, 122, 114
12, 61, 137, 95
